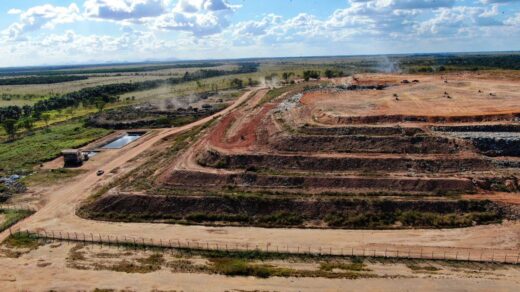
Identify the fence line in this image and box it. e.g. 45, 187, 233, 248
0, 204, 38, 212
10, 228, 520, 265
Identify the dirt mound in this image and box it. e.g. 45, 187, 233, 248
299, 125, 424, 136
271, 135, 468, 154
198, 150, 491, 173
317, 112, 520, 125
81, 194, 505, 229
165, 170, 475, 193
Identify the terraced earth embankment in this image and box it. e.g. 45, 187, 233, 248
81, 73, 520, 230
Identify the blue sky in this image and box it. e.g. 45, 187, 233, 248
0, 0, 519, 67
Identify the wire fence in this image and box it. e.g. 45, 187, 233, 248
0, 204, 38, 212
10, 228, 520, 265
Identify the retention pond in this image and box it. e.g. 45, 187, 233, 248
101, 132, 144, 149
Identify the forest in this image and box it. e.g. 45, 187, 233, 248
0, 75, 88, 86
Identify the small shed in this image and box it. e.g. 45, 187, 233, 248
62, 149, 83, 166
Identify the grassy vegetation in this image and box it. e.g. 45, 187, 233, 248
22, 168, 87, 187
0, 121, 111, 174
64, 243, 377, 279
320, 261, 369, 272
406, 263, 440, 272
3, 232, 40, 249
210, 258, 292, 278
0, 209, 34, 232
102, 253, 166, 273
324, 210, 501, 229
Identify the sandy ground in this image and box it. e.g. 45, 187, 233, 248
297, 73, 520, 125
1, 242, 519, 291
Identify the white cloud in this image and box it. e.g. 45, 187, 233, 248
7, 8, 22, 15
1, 0, 519, 67
481, 0, 520, 4
2, 4, 81, 40
414, 5, 503, 36
84, 0, 168, 21
154, 0, 240, 36
505, 12, 520, 26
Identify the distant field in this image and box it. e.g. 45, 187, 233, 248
0, 75, 174, 97
0, 62, 227, 76
0, 64, 241, 107
117, 73, 258, 102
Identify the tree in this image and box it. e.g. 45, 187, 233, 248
22, 105, 32, 117
230, 78, 244, 89
41, 113, 51, 128
2, 119, 17, 141
282, 72, 294, 82
19, 117, 34, 134
95, 100, 106, 113
325, 69, 334, 79
303, 70, 320, 81
211, 83, 219, 93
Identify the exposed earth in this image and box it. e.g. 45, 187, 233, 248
3, 72, 520, 290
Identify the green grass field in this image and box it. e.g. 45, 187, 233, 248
0, 121, 111, 174
0, 209, 34, 233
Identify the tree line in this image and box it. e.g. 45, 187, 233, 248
0, 75, 88, 86
0, 62, 226, 76
1, 63, 259, 139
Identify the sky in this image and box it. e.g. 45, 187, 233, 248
0, 0, 519, 67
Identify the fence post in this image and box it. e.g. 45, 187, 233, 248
516, 253, 519, 264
